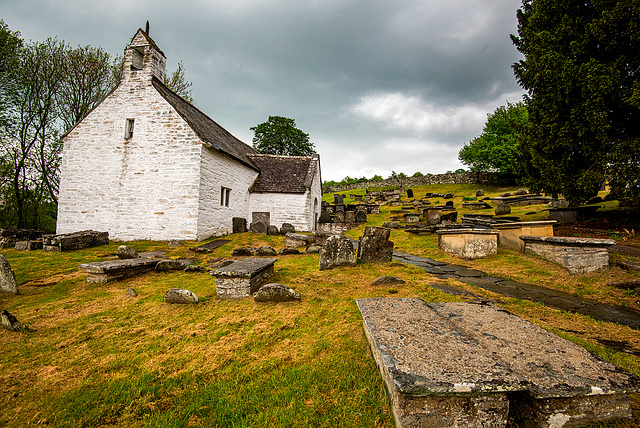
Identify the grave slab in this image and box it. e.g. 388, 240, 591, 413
357, 298, 640, 428
490, 220, 556, 252
520, 235, 616, 274
211, 257, 276, 299
78, 258, 161, 283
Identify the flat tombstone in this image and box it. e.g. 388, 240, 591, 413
437, 229, 499, 259
319, 235, 357, 271
520, 235, 615, 274
232, 217, 247, 233
0, 255, 18, 294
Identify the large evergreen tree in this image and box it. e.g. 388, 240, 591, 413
512, 0, 640, 206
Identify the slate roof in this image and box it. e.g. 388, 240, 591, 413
152, 78, 259, 170
248, 154, 318, 193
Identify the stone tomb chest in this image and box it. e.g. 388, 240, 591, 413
211, 257, 276, 298
437, 228, 499, 259
357, 298, 640, 428
491, 220, 556, 252
520, 235, 615, 274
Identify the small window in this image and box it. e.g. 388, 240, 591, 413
221, 187, 231, 207
125, 119, 135, 139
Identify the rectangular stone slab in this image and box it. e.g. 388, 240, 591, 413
211, 258, 276, 298
356, 298, 522, 427
78, 258, 160, 283
357, 298, 640, 428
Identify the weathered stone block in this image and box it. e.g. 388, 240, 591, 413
520, 235, 616, 274
0, 255, 18, 294
211, 257, 276, 299
491, 221, 556, 252
437, 229, 499, 259
14, 240, 43, 251
319, 235, 356, 271
285, 232, 314, 248
232, 217, 247, 234
78, 258, 160, 283
357, 227, 394, 264
254, 283, 301, 302
164, 288, 198, 304
43, 230, 109, 252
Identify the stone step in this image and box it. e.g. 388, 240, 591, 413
356, 298, 640, 427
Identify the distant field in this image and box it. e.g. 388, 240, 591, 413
1, 183, 639, 427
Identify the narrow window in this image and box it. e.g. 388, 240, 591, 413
125, 119, 135, 139
221, 187, 231, 207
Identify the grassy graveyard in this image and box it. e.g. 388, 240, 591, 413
1, 183, 640, 427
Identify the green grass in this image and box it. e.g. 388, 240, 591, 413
2, 183, 640, 427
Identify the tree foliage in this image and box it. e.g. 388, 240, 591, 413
251, 116, 315, 156
512, 0, 640, 205
458, 102, 528, 179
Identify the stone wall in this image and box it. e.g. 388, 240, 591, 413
322, 172, 498, 194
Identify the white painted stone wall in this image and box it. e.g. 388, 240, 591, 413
57, 75, 204, 241
249, 160, 322, 232
196, 148, 258, 240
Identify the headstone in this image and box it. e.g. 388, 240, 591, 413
354, 195, 363, 202
406, 189, 414, 198
126, 288, 138, 297
445, 200, 454, 207
167, 239, 182, 248
267, 225, 279, 236
334, 194, 344, 204
117, 245, 140, 259
252, 211, 270, 226
372, 276, 406, 286
319, 235, 357, 271
232, 217, 247, 234
334, 211, 346, 223
1, 309, 22, 332
444, 193, 454, 199
255, 246, 277, 256
0, 255, 18, 295
355, 210, 367, 223
476, 189, 485, 197
164, 288, 199, 304
280, 223, 295, 235
424, 208, 443, 225
345, 211, 356, 224
382, 221, 400, 229
358, 226, 394, 264
318, 212, 333, 223
254, 283, 301, 302
495, 204, 512, 216
441, 211, 458, 223
514, 188, 529, 195
250, 221, 268, 234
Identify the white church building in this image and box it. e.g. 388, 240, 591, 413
56, 28, 322, 241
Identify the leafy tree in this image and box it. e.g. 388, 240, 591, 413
371, 174, 383, 181
57, 45, 114, 131
512, 0, 640, 205
458, 102, 528, 179
251, 116, 315, 156
165, 61, 194, 104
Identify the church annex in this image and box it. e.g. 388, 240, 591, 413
56, 28, 322, 241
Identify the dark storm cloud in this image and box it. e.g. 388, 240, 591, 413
0, 0, 526, 180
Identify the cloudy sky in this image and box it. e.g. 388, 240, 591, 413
1, 0, 526, 182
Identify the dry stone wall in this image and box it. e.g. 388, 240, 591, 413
322, 172, 497, 194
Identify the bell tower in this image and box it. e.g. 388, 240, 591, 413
122, 23, 166, 84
